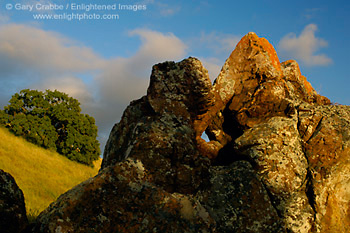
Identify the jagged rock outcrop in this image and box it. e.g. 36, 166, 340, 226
33, 159, 216, 232
0, 169, 28, 233
101, 59, 213, 194
33, 32, 349, 233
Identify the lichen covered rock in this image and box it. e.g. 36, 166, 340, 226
298, 104, 350, 232
33, 32, 349, 233
196, 161, 285, 232
33, 158, 216, 232
235, 117, 314, 232
0, 169, 28, 233
102, 58, 213, 194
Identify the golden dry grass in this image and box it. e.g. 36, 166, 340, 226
0, 127, 101, 219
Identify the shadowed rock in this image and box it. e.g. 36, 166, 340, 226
0, 169, 28, 233
33, 32, 349, 233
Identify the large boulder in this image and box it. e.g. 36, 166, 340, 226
33, 158, 216, 232
102, 58, 213, 194
33, 32, 349, 232
0, 169, 28, 233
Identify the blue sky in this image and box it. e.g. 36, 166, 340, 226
0, 0, 349, 152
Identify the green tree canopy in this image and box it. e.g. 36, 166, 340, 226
0, 89, 100, 166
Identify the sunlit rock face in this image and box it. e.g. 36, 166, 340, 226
33, 32, 350, 233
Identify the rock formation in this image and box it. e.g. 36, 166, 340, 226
0, 169, 28, 233
33, 32, 350, 232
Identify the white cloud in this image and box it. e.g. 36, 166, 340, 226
129, 29, 187, 63
200, 57, 222, 81
278, 24, 332, 66
0, 24, 188, 150
0, 23, 107, 145
93, 29, 188, 137
0, 14, 9, 25
199, 32, 241, 55
96, 28, 187, 105
0, 24, 107, 76
187, 31, 240, 82
34, 76, 94, 104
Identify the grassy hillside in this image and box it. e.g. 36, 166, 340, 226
0, 127, 101, 219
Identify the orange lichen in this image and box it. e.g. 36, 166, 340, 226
282, 60, 314, 96
283, 59, 301, 77
236, 33, 281, 73
301, 75, 314, 95
259, 37, 281, 73
235, 33, 251, 50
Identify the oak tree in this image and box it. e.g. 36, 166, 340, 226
0, 89, 100, 166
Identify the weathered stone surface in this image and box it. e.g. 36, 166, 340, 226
298, 104, 350, 232
33, 158, 216, 232
235, 117, 314, 232
0, 169, 28, 233
205, 33, 330, 158
102, 58, 213, 194
196, 161, 285, 232
33, 32, 349, 233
